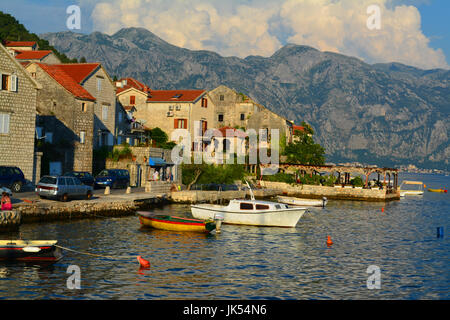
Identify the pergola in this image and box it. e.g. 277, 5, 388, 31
259, 163, 399, 192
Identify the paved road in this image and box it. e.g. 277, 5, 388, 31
12, 186, 146, 203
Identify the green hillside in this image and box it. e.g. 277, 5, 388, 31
0, 11, 77, 63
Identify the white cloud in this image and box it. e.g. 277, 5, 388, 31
86, 0, 449, 69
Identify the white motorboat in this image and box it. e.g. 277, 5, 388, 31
399, 180, 424, 197
276, 195, 327, 207
190, 181, 307, 227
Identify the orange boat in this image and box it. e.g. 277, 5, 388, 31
137, 212, 216, 233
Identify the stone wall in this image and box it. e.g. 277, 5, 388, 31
82, 66, 117, 148
28, 63, 95, 174
260, 181, 400, 201
0, 44, 39, 181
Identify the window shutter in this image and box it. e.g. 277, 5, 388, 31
174, 119, 178, 129
0, 73, 3, 90
10, 75, 17, 92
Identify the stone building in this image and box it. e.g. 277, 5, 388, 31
44, 63, 118, 149
208, 85, 293, 146
133, 89, 215, 150
0, 43, 42, 183
26, 62, 96, 174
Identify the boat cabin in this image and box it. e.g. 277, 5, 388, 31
228, 199, 289, 212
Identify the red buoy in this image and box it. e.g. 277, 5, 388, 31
137, 256, 150, 268
326, 235, 333, 246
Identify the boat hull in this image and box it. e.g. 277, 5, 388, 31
276, 196, 327, 207
428, 189, 447, 193
191, 205, 306, 227
0, 240, 63, 262
138, 212, 216, 233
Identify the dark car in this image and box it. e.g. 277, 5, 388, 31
0, 166, 27, 193
95, 169, 130, 189
64, 171, 95, 187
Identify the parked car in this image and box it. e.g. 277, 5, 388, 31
0, 187, 12, 197
95, 169, 130, 189
64, 171, 95, 187
36, 175, 93, 201
0, 166, 27, 193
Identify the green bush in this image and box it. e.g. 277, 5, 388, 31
350, 176, 364, 187
182, 164, 246, 186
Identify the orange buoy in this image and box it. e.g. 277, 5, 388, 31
137, 256, 150, 268
326, 236, 333, 246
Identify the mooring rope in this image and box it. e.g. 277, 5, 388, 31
54, 245, 137, 260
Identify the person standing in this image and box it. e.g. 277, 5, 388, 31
1, 192, 12, 211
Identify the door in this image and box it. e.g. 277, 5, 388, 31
49, 162, 62, 176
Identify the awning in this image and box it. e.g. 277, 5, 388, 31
148, 157, 166, 166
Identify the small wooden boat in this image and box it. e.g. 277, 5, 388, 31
428, 188, 448, 193
0, 240, 63, 262
137, 211, 216, 233
277, 195, 327, 207
399, 181, 424, 197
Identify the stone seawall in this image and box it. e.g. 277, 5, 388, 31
12, 194, 167, 224
0, 210, 22, 231
169, 188, 281, 204
260, 181, 400, 201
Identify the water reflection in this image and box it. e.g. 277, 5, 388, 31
0, 173, 448, 299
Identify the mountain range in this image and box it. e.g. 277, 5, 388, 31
41, 27, 450, 170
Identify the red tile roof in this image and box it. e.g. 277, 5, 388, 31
116, 77, 151, 94
4, 41, 37, 47
15, 50, 52, 60
36, 63, 96, 101
214, 126, 247, 138
292, 125, 305, 132
52, 63, 100, 83
146, 90, 205, 102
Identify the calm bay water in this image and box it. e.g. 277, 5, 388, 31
0, 173, 448, 300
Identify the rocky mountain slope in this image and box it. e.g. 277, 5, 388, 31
42, 27, 450, 170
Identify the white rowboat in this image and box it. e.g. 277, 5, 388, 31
277, 195, 327, 207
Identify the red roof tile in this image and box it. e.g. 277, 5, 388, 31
52, 63, 100, 83
116, 77, 151, 94
292, 125, 305, 132
5, 41, 37, 47
15, 50, 52, 60
146, 90, 205, 102
36, 63, 96, 101
213, 126, 247, 138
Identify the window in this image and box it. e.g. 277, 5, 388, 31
80, 131, 86, 144
59, 178, 66, 186
45, 132, 53, 143
130, 95, 135, 104
240, 113, 245, 121
255, 204, 270, 210
218, 114, 224, 122
172, 94, 183, 99
0, 113, 10, 134
102, 105, 108, 120
66, 178, 75, 186
219, 95, 224, 101
81, 102, 87, 112
97, 78, 103, 92
201, 98, 208, 108
174, 119, 187, 129
176, 105, 181, 111
1, 73, 17, 92
240, 202, 254, 210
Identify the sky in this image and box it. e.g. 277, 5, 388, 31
1, 0, 449, 69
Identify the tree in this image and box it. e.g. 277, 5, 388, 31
79, 57, 87, 63
284, 122, 325, 165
